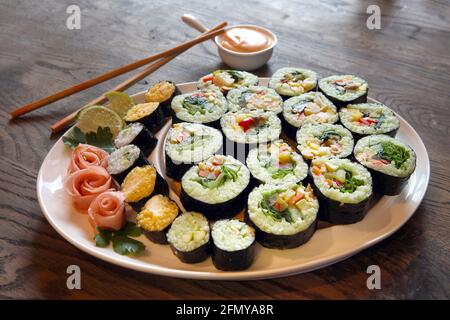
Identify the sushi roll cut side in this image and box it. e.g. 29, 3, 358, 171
227, 86, 283, 114
124, 102, 165, 134
171, 88, 228, 128
107, 145, 149, 184
114, 123, 157, 157
136, 194, 179, 244
121, 165, 169, 212
197, 70, 259, 95
269, 67, 318, 98
310, 158, 372, 224
339, 103, 400, 139
165, 122, 223, 181
180, 155, 251, 220
145, 80, 179, 117
354, 135, 416, 195
282, 92, 339, 139
247, 182, 319, 249
221, 110, 281, 158
296, 123, 354, 161
318, 75, 368, 108
167, 212, 210, 264
246, 139, 308, 185
211, 219, 256, 271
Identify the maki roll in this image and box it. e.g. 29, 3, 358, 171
211, 219, 255, 271
296, 123, 354, 161
145, 80, 178, 117
310, 158, 372, 224
227, 86, 283, 114
107, 145, 148, 184
246, 139, 308, 185
197, 69, 258, 95
318, 75, 368, 108
165, 122, 223, 181
247, 182, 318, 249
170, 88, 228, 128
136, 194, 179, 244
121, 165, 169, 212
180, 155, 250, 220
167, 212, 210, 264
114, 123, 157, 157
124, 102, 165, 134
268, 67, 318, 99
282, 92, 339, 139
339, 103, 400, 140
221, 110, 281, 158
354, 135, 416, 195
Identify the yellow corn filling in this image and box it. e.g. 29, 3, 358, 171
137, 195, 179, 231
121, 165, 156, 202
145, 81, 175, 103
124, 102, 159, 122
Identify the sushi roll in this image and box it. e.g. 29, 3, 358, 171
268, 67, 318, 99
296, 123, 354, 161
227, 86, 283, 114
197, 69, 258, 95
211, 219, 255, 271
165, 122, 223, 181
318, 75, 368, 108
221, 110, 281, 158
310, 158, 373, 224
107, 145, 148, 184
167, 212, 210, 264
124, 102, 165, 134
339, 103, 400, 140
247, 182, 318, 249
246, 139, 308, 185
136, 194, 179, 244
145, 80, 179, 117
114, 123, 157, 157
282, 92, 339, 139
170, 88, 228, 128
180, 155, 251, 220
354, 135, 416, 195
121, 165, 169, 212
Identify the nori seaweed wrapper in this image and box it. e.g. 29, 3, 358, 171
170, 241, 210, 264
212, 241, 255, 271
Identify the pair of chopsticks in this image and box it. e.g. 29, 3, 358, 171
10, 21, 227, 133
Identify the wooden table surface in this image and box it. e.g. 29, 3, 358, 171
1, 0, 449, 299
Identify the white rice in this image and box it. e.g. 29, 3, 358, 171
227, 86, 283, 114
212, 219, 255, 251
167, 212, 210, 252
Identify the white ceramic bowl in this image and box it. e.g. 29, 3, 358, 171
214, 24, 277, 71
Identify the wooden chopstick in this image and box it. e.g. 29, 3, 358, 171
10, 25, 225, 119
50, 22, 225, 134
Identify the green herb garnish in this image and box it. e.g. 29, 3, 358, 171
378, 141, 409, 169
63, 126, 115, 153
340, 170, 364, 193
182, 96, 208, 115
94, 222, 145, 256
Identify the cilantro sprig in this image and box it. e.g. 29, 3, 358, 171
63, 127, 115, 153
94, 222, 145, 256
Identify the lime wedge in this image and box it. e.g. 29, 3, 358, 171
105, 91, 135, 119
76, 105, 124, 137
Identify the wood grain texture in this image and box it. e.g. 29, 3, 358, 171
0, 0, 449, 299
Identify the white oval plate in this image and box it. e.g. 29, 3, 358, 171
37, 78, 430, 280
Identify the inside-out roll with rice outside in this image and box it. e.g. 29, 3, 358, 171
165, 122, 223, 181
167, 212, 210, 264
180, 155, 250, 220
170, 88, 228, 128
269, 67, 318, 98
296, 123, 354, 161
339, 103, 400, 139
310, 158, 373, 224
282, 92, 339, 138
226, 86, 283, 114
354, 135, 416, 195
246, 139, 308, 185
221, 110, 281, 157
197, 69, 258, 94
247, 182, 318, 249
318, 75, 368, 108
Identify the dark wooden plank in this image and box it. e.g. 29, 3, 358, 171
0, 0, 449, 299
